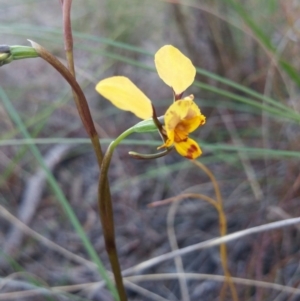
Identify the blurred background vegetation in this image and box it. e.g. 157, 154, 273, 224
1, 0, 300, 300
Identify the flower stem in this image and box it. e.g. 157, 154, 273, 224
59, 5, 119, 298
29, 40, 120, 298
61, 0, 75, 76
98, 128, 134, 301
193, 161, 239, 301
29, 40, 104, 168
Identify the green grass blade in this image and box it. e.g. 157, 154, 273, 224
195, 67, 293, 112
0, 250, 56, 301
279, 60, 300, 86
2, 22, 300, 119
0, 117, 47, 188
224, 0, 300, 87
224, 0, 275, 51
1, 137, 299, 159
193, 81, 300, 122
0, 87, 119, 301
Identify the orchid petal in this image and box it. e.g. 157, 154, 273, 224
174, 138, 202, 159
96, 76, 152, 120
164, 98, 204, 136
155, 45, 196, 95
157, 130, 175, 150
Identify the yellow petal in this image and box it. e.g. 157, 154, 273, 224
154, 45, 196, 95
164, 98, 204, 136
96, 76, 152, 120
174, 127, 188, 142
180, 115, 206, 134
157, 131, 174, 150
174, 138, 202, 159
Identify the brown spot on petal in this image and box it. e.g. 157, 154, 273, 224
185, 144, 198, 159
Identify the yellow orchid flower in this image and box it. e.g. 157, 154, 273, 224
95, 45, 206, 159
157, 95, 206, 159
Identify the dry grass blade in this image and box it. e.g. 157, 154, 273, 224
1, 145, 71, 267
126, 273, 300, 296
219, 108, 263, 201
167, 200, 190, 301
0, 206, 167, 301
154, 159, 238, 300
123, 217, 300, 276
0, 277, 169, 301
2, 272, 300, 300
0, 205, 96, 269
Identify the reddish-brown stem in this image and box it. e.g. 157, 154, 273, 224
29, 41, 103, 167
60, 3, 126, 300
62, 0, 75, 76
99, 144, 128, 301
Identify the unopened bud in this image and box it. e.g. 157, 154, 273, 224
0, 44, 38, 67
0, 45, 13, 66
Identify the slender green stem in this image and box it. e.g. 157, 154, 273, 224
98, 128, 134, 301
97, 124, 165, 300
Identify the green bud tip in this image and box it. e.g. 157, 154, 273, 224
0, 45, 13, 66
0, 44, 39, 67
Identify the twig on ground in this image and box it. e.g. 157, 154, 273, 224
1, 145, 72, 265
